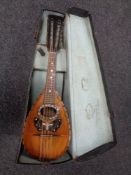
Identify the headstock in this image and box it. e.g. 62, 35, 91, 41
47, 15, 64, 52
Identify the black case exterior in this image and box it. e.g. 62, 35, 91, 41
17, 7, 116, 165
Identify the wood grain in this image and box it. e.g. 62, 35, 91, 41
22, 90, 71, 161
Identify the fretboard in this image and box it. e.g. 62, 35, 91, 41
44, 51, 57, 104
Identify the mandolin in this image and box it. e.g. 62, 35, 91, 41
23, 15, 71, 161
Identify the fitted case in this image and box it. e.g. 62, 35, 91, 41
17, 7, 116, 164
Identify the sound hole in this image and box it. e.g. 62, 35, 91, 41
40, 106, 57, 118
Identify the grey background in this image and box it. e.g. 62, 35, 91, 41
0, 0, 131, 175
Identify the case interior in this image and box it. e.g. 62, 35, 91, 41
17, 8, 116, 164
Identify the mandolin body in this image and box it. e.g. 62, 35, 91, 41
22, 90, 70, 161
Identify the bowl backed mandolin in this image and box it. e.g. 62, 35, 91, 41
22, 15, 71, 161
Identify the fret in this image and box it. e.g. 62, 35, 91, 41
44, 52, 57, 104
44, 16, 62, 105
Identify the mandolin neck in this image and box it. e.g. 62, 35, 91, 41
44, 51, 57, 104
